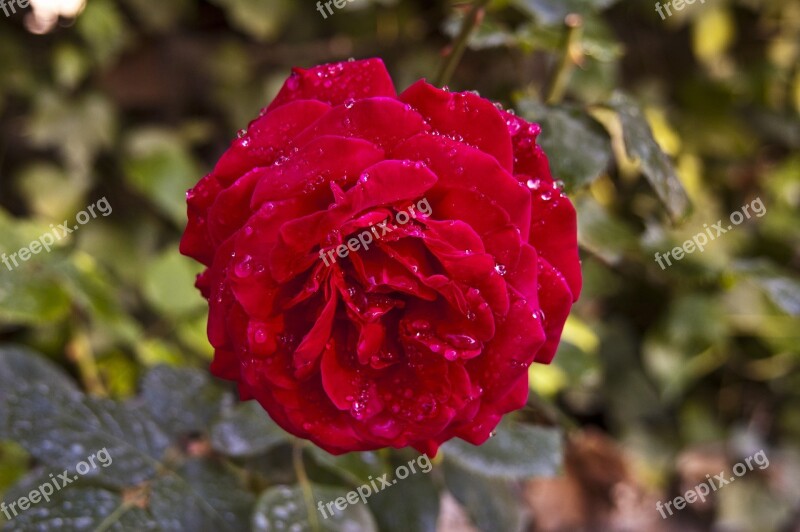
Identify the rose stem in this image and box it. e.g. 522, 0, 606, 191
67, 320, 107, 397
544, 14, 584, 105
434, 0, 492, 88
292, 441, 321, 532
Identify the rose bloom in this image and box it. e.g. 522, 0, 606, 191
181, 59, 581, 455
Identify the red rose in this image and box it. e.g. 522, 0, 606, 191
180, 58, 581, 455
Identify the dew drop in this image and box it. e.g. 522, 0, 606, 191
234, 256, 253, 278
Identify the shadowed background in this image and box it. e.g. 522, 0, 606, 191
0, 0, 798, 530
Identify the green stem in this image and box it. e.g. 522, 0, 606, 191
293, 442, 320, 532
544, 14, 584, 105
68, 324, 107, 397
434, 0, 492, 87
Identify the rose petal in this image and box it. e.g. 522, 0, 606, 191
394, 133, 531, 239
250, 135, 385, 209
215, 100, 332, 183
526, 173, 582, 301
294, 97, 429, 151
533, 257, 574, 364
400, 81, 514, 171
268, 59, 397, 112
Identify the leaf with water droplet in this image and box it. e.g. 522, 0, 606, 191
607, 92, 691, 220
252, 484, 378, 532
369, 463, 440, 532
142, 365, 228, 439
517, 100, 612, 192
308, 447, 391, 486
441, 420, 562, 479
1, 484, 157, 531
443, 459, 526, 532
211, 401, 289, 458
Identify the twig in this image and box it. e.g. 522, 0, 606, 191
545, 14, 584, 105
292, 442, 320, 532
434, 0, 492, 87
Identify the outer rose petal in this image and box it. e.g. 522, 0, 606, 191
400, 81, 514, 172
504, 110, 581, 300
534, 257, 574, 363
268, 58, 397, 111
214, 100, 332, 182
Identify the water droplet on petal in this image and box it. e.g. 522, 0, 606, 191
234, 255, 253, 278
445, 333, 479, 350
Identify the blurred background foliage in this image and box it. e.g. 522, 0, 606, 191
0, 0, 798, 530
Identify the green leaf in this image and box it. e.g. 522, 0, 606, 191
0, 275, 71, 326
441, 420, 562, 479
122, 129, 200, 227
76, 0, 131, 65
149, 459, 254, 531
0, 348, 255, 531
210, 401, 289, 458
513, 0, 619, 26
0, 346, 82, 438
251, 485, 378, 532
0, 348, 170, 487
443, 14, 517, 50
575, 195, 640, 264
14, 163, 88, 220
142, 250, 206, 318
0, 211, 72, 325
369, 465, 440, 532
443, 459, 526, 532
26, 91, 116, 174
308, 449, 390, 487
142, 366, 228, 438
607, 92, 690, 220
1, 484, 157, 532
757, 276, 800, 316
209, 0, 293, 41
6, 392, 170, 488
733, 261, 800, 317
60, 253, 143, 346
518, 100, 612, 190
